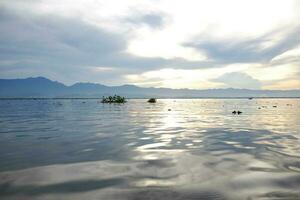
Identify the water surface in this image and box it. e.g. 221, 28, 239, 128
0, 99, 300, 199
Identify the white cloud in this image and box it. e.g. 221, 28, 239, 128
125, 64, 252, 89
271, 44, 300, 62
264, 79, 300, 90
212, 72, 262, 89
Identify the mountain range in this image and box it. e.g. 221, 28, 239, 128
0, 77, 299, 98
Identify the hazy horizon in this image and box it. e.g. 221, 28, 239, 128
1, 76, 300, 98
2, 76, 300, 91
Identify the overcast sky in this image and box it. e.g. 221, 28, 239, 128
0, 0, 299, 89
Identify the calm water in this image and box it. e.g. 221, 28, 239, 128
0, 99, 300, 200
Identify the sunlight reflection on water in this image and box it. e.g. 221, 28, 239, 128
0, 98, 299, 200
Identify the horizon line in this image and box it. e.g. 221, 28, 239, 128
1, 76, 299, 91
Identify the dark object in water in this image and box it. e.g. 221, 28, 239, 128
168, 109, 171, 111
258, 107, 261, 109
148, 98, 157, 103
248, 97, 253, 100
54, 102, 63, 106
232, 110, 242, 115
101, 95, 126, 103
273, 105, 277, 108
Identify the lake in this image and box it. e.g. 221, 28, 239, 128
0, 98, 299, 200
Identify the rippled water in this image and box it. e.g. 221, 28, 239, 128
0, 98, 299, 200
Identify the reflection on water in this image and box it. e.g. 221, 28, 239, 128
0, 99, 299, 200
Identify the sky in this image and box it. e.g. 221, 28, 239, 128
0, 0, 299, 90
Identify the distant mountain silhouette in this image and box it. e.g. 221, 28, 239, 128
0, 77, 299, 98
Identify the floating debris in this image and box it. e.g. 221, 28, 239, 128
168, 109, 171, 111
273, 105, 277, 108
148, 98, 157, 103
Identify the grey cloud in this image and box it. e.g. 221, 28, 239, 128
212, 72, 262, 89
184, 27, 300, 63
0, 5, 224, 85
125, 13, 165, 28
0, 7, 125, 61
0, 6, 171, 83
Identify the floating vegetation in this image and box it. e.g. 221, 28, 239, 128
101, 95, 126, 103
232, 110, 242, 115
148, 98, 157, 103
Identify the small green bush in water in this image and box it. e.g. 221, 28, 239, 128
148, 98, 156, 103
101, 95, 127, 103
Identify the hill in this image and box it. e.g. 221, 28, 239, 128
0, 77, 299, 98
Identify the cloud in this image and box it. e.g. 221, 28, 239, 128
0, 4, 224, 85
0, 6, 172, 84
125, 67, 237, 89
184, 27, 300, 63
0, 0, 299, 89
264, 79, 300, 90
0, 7, 125, 60
212, 72, 262, 89
125, 13, 166, 28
